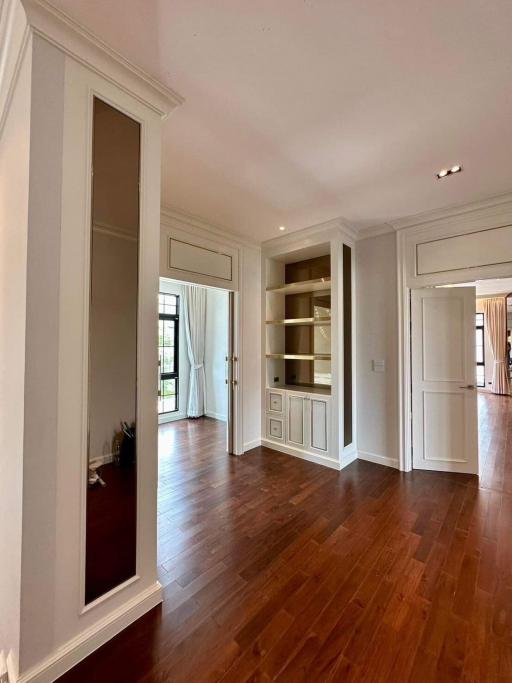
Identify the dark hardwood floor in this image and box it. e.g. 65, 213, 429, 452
85, 461, 137, 604
59, 394, 512, 682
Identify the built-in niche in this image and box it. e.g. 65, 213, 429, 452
266, 253, 332, 391
85, 97, 140, 604
284, 255, 331, 388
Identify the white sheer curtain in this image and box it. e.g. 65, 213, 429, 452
183, 286, 207, 417
483, 297, 510, 395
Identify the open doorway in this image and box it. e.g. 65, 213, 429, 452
410, 277, 512, 478
156, 278, 235, 584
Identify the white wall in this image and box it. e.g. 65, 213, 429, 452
159, 278, 190, 422
0, 20, 32, 674
241, 246, 262, 450
356, 232, 399, 467
205, 288, 229, 421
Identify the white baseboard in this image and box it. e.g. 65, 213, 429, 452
159, 411, 187, 424
358, 450, 399, 470
7, 650, 17, 683
205, 410, 227, 422
243, 438, 261, 452
340, 447, 358, 469
18, 582, 162, 683
261, 439, 342, 470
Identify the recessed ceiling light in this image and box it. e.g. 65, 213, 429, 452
436, 165, 462, 179
279, 226, 286, 231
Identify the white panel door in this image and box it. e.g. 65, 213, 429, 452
287, 394, 306, 447
411, 287, 478, 473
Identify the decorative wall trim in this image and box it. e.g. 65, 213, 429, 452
262, 216, 357, 252
21, 0, 183, 117
391, 191, 512, 232
357, 222, 394, 241
0, 0, 30, 139
168, 237, 233, 282
18, 582, 162, 683
357, 450, 399, 470
415, 223, 512, 276
161, 205, 260, 250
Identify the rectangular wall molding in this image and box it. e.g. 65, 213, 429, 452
416, 223, 512, 276
168, 238, 232, 282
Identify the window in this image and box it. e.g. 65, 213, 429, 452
158, 293, 179, 413
476, 312, 485, 388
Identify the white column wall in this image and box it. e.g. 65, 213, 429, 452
0, 27, 32, 677
356, 233, 400, 468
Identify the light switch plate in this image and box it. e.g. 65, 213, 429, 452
372, 359, 385, 373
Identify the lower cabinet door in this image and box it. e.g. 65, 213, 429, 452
266, 415, 285, 443
310, 398, 329, 452
287, 394, 306, 447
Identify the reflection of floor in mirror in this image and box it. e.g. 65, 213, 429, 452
61, 404, 512, 682
85, 461, 137, 604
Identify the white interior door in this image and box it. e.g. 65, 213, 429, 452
411, 287, 478, 473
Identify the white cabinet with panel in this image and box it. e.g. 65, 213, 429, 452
266, 415, 285, 443
266, 388, 285, 414
264, 387, 331, 465
287, 393, 307, 447
310, 397, 329, 453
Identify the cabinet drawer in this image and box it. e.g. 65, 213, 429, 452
266, 415, 285, 442
266, 389, 285, 414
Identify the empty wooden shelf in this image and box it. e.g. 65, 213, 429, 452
266, 277, 331, 295
266, 353, 331, 361
265, 317, 331, 326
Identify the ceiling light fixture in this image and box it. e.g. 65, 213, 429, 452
279, 226, 286, 231
436, 165, 462, 179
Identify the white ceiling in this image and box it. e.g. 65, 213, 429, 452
52, 0, 512, 241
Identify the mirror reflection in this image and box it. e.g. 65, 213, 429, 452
85, 98, 140, 604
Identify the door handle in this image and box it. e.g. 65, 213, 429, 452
459, 384, 475, 390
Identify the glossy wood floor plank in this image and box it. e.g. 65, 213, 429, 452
59, 394, 512, 682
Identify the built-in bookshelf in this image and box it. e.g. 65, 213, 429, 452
262, 232, 354, 470
265, 252, 331, 392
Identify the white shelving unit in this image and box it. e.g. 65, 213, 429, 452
261, 226, 356, 471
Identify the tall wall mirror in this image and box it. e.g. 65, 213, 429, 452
85, 97, 140, 604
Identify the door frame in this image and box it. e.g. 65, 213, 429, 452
159, 279, 242, 455
397, 233, 512, 472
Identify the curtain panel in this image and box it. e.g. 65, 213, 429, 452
183, 286, 207, 417
483, 297, 510, 395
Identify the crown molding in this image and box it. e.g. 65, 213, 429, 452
21, 0, 184, 117
0, 0, 31, 138
161, 205, 261, 251
262, 216, 357, 252
390, 191, 512, 232
356, 222, 394, 241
